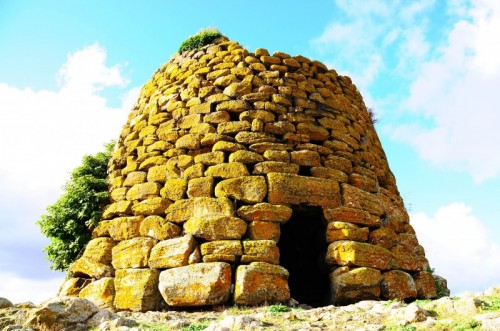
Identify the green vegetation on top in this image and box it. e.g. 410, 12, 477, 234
37, 141, 114, 271
178, 28, 225, 53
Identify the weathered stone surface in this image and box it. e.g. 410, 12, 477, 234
326, 222, 369, 243
194, 151, 225, 165
267, 173, 341, 208
235, 131, 277, 144
330, 267, 382, 305
200, 240, 243, 256
114, 269, 160, 312
102, 201, 133, 219
323, 207, 381, 227
237, 203, 292, 223
247, 221, 280, 241
215, 175, 267, 203
205, 162, 249, 178
263, 149, 290, 162
212, 140, 246, 152
159, 262, 231, 306
148, 235, 196, 269
165, 197, 234, 223
241, 240, 280, 264
58, 278, 91, 297
326, 241, 393, 270
139, 215, 181, 240
187, 176, 214, 198
310, 167, 348, 182
290, 150, 321, 166
413, 271, 437, 299
175, 134, 201, 149
234, 262, 290, 305
123, 171, 147, 187
160, 178, 187, 201
369, 227, 399, 250
253, 161, 299, 174
82, 237, 115, 265
228, 150, 264, 163
69, 257, 114, 278
184, 215, 247, 241
112, 237, 156, 269
342, 184, 385, 216
79, 277, 115, 309
126, 182, 161, 201
108, 216, 143, 240
132, 197, 171, 216
381, 270, 417, 301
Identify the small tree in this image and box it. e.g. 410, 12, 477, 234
37, 141, 114, 271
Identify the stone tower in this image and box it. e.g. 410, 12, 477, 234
61, 37, 441, 311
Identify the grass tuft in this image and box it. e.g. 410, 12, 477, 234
179, 28, 225, 53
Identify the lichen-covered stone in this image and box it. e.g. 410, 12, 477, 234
241, 240, 280, 264
247, 221, 281, 241
342, 184, 385, 216
215, 175, 267, 203
165, 197, 234, 223
228, 150, 264, 163
205, 162, 249, 178
234, 262, 290, 305
237, 203, 292, 223
381, 270, 417, 301
139, 215, 181, 240
253, 161, 299, 174
108, 216, 143, 240
114, 269, 160, 312
112, 237, 156, 269
126, 182, 161, 201
58, 278, 91, 297
330, 267, 381, 305
184, 215, 247, 241
326, 240, 393, 270
131, 197, 171, 216
326, 222, 369, 243
79, 277, 115, 309
69, 257, 114, 278
187, 176, 214, 198
267, 173, 341, 208
200, 240, 243, 256
148, 235, 196, 269
323, 207, 381, 227
81, 237, 115, 265
159, 262, 232, 306
413, 271, 437, 299
160, 178, 188, 201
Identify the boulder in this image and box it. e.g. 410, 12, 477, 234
148, 235, 196, 269
381, 270, 417, 301
237, 203, 292, 223
234, 262, 290, 305
58, 278, 91, 297
69, 257, 114, 278
81, 237, 115, 264
214, 176, 267, 203
112, 237, 156, 269
330, 267, 381, 305
184, 215, 247, 241
159, 262, 231, 306
79, 277, 115, 309
139, 215, 181, 240
325, 240, 393, 270
114, 269, 160, 312
108, 216, 143, 240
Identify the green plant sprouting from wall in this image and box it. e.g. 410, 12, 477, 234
178, 28, 225, 53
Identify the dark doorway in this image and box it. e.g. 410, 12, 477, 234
278, 205, 330, 307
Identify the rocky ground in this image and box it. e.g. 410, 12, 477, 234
1, 286, 499, 331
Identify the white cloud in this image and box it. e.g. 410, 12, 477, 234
0, 272, 65, 304
394, 0, 500, 181
412, 202, 500, 295
0, 44, 139, 303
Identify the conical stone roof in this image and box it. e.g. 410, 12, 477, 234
63, 37, 442, 311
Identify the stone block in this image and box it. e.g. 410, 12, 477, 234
159, 262, 231, 306
253, 161, 299, 174
223, 82, 252, 98
82, 237, 115, 265
241, 240, 280, 264
325, 241, 393, 270
147, 165, 169, 183
267, 173, 341, 208
235, 131, 277, 144
126, 182, 161, 201
324, 155, 353, 174
325, 222, 369, 243
381, 270, 417, 301
175, 134, 201, 149
160, 178, 187, 201
217, 121, 252, 135
131, 197, 171, 216
330, 267, 381, 305
112, 237, 156, 269
139, 215, 181, 240
215, 176, 267, 203
108, 216, 143, 241
184, 215, 247, 241
237, 203, 292, 223
148, 235, 196, 269
102, 201, 132, 219
263, 150, 290, 162
413, 271, 437, 299
183, 163, 205, 180
290, 150, 321, 167
205, 162, 249, 178
247, 221, 280, 241
310, 167, 348, 182
79, 277, 115, 309
187, 176, 214, 198
228, 150, 264, 163
323, 207, 381, 227
200, 240, 243, 256
114, 269, 160, 312
369, 227, 398, 249
341, 184, 385, 216
58, 278, 91, 297
91, 220, 110, 238
69, 257, 114, 279
123, 171, 147, 187
165, 197, 234, 223
194, 151, 225, 165
212, 140, 246, 152
234, 262, 290, 305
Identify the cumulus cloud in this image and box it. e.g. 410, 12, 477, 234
412, 202, 500, 295
0, 44, 139, 303
392, 0, 500, 181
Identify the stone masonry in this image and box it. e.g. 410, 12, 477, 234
61, 37, 441, 311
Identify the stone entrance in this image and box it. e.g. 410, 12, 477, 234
279, 206, 330, 307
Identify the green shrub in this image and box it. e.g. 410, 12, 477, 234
178, 28, 224, 53
37, 141, 114, 271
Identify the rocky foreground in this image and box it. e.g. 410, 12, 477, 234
1, 286, 499, 331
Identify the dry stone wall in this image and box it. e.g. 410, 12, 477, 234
62, 38, 439, 311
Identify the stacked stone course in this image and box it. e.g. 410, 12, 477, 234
61, 38, 440, 311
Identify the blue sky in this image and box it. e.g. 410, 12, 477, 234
1, 0, 499, 303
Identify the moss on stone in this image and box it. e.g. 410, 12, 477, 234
178, 28, 225, 53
